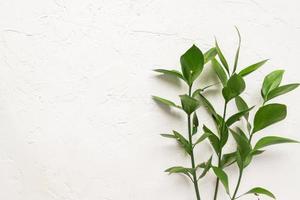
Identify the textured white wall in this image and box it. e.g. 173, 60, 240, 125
0, 0, 299, 199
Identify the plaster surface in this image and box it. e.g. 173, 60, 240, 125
0, 0, 299, 199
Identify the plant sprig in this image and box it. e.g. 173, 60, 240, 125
154, 44, 217, 200
153, 28, 299, 200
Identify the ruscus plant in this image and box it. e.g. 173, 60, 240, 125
153, 29, 299, 200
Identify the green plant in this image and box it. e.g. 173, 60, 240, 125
153, 29, 299, 200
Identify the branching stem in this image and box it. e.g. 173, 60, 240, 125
232, 169, 243, 199
188, 85, 201, 200
213, 102, 228, 200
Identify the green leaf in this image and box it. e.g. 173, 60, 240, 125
220, 124, 229, 148
230, 129, 252, 169
203, 125, 220, 154
246, 121, 252, 133
211, 114, 223, 134
235, 127, 249, 141
231, 129, 251, 158
253, 103, 287, 134
165, 166, 190, 174
194, 132, 211, 147
233, 27, 241, 73
180, 95, 200, 115
153, 69, 184, 81
221, 151, 237, 168
221, 143, 263, 169
211, 114, 228, 148
160, 134, 177, 139
165, 166, 193, 181
196, 93, 218, 118
235, 96, 250, 120
242, 152, 253, 168
222, 73, 246, 102
191, 83, 220, 97
192, 88, 203, 97
261, 70, 284, 100
251, 149, 265, 156
254, 136, 299, 150
226, 106, 254, 127
192, 113, 199, 135
212, 167, 230, 194
204, 47, 217, 64
173, 131, 192, 155
180, 45, 204, 85
215, 39, 230, 74
152, 96, 181, 109
201, 82, 220, 91
266, 83, 299, 101
198, 156, 212, 179
235, 151, 244, 170
212, 58, 228, 86
243, 187, 276, 199
238, 59, 268, 77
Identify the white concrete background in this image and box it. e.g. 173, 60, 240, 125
0, 0, 299, 199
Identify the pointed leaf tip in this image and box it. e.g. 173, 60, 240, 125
261, 70, 284, 100
243, 187, 276, 199
153, 69, 184, 81
215, 39, 230, 74
254, 136, 299, 150
238, 59, 268, 77
266, 83, 300, 101
152, 96, 181, 109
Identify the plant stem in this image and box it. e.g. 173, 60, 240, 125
189, 85, 192, 96
232, 101, 260, 200
213, 159, 220, 200
233, 131, 252, 200
188, 114, 201, 200
188, 85, 201, 200
213, 102, 228, 200
249, 133, 254, 144
232, 169, 243, 200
